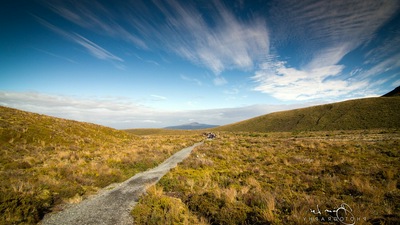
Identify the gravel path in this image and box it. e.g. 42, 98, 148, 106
40, 142, 203, 225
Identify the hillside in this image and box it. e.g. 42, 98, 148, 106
0, 106, 201, 224
382, 86, 400, 97
214, 97, 400, 132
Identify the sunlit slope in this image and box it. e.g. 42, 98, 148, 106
0, 106, 200, 224
0, 106, 138, 151
214, 97, 400, 132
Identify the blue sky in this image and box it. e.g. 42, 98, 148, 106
1, 0, 399, 128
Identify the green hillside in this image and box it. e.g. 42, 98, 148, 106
215, 97, 400, 132
0, 106, 200, 224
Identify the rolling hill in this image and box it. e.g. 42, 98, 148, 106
0, 106, 201, 224
214, 97, 400, 132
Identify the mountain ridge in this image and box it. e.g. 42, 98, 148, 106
164, 122, 218, 130
382, 86, 400, 97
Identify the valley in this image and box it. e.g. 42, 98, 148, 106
0, 96, 399, 224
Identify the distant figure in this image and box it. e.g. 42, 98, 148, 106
203, 132, 216, 139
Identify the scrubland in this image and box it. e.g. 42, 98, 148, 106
132, 129, 400, 225
0, 106, 201, 224
2, 105, 399, 225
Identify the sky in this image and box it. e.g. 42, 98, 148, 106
1, 0, 399, 129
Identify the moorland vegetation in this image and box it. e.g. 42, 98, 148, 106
132, 96, 400, 224
0, 106, 201, 224
132, 130, 400, 224
1, 95, 399, 224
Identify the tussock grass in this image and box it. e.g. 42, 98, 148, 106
132, 185, 208, 225
0, 106, 202, 224
133, 130, 400, 224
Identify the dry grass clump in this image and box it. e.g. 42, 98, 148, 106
0, 106, 202, 224
133, 130, 400, 224
132, 185, 208, 225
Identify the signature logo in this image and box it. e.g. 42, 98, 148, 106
306, 203, 366, 225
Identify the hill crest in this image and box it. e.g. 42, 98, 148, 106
382, 86, 400, 97
214, 97, 400, 132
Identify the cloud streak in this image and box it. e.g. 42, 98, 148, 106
152, 0, 269, 75
43, 0, 270, 81
253, 0, 399, 101
33, 47, 77, 63
150, 95, 168, 101
34, 0, 399, 100
34, 15, 123, 66
45, 0, 147, 49
72, 33, 123, 62
253, 59, 368, 101
270, 0, 398, 50
180, 75, 202, 86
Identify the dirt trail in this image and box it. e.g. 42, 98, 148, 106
40, 142, 203, 225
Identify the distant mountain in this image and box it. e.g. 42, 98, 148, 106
382, 86, 400, 97
165, 122, 218, 130
214, 97, 400, 132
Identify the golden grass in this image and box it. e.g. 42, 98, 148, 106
133, 129, 400, 224
132, 185, 208, 225
214, 97, 400, 132
0, 106, 203, 224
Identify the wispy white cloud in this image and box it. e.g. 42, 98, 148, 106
150, 95, 168, 101
34, 15, 123, 66
253, 0, 399, 101
133, 54, 160, 67
364, 31, 400, 65
270, 0, 398, 49
71, 33, 123, 62
45, 1, 147, 49
153, 0, 269, 75
253, 59, 368, 101
0, 91, 154, 127
393, 79, 400, 88
42, 0, 269, 83
359, 53, 400, 80
0, 91, 142, 112
33, 47, 77, 63
180, 75, 202, 86
35, 0, 399, 98
213, 76, 228, 86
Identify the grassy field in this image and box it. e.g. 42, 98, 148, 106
0, 106, 202, 224
132, 129, 400, 224
214, 97, 400, 132
2, 97, 399, 225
